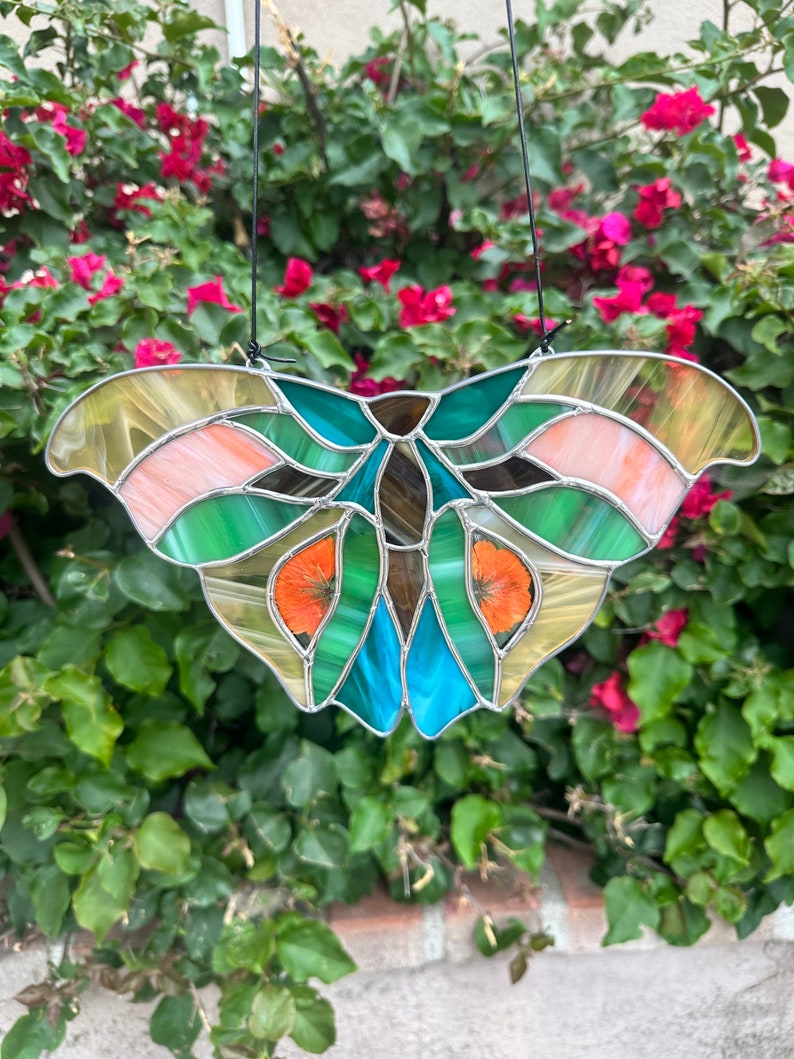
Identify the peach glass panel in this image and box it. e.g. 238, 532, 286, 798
521, 354, 759, 474
202, 509, 342, 707
524, 414, 687, 536
119, 423, 281, 540
47, 367, 279, 484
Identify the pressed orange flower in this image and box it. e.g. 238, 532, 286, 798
274, 536, 336, 637
471, 539, 533, 635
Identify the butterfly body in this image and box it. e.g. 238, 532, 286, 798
47, 352, 759, 737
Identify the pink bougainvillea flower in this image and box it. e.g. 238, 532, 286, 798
646, 291, 677, 318
644, 608, 689, 648
364, 56, 392, 88
592, 265, 653, 323
589, 671, 640, 734
359, 259, 400, 292
348, 351, 405, 397
110, 98, 147, 129
0, 131, 34, 215
470, 240, 495, 261
512, 314, 558, 337
657, 516, 679, 550
37, 102, 86, 156
311, 302, 348, 334
633, 177, 682, 229
663, 304, 703, 359
680, 475, 731, 520
501, 193, 529, 219
275, 257, 313, 297
571, 211, 632, 272
134, 338, 182, 368
547, 182, 585, 213
186, 275, 242, 316
112, 182, 161, 223
14, 266, 58, 290
117, 59, 139, 81
68, 251, 107, 289
768, 158, 794, 190
397, 284, 455, 328
641, 86, 715, 136
733, 133, 752, 162
87, 269, 124, 305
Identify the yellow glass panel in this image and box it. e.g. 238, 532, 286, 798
47, 366, 279, 485
521, 353, 760, 474
202, 509, 342, 707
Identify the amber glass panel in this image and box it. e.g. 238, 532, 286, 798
369, 394, 432, 435
387, 548, 425, 637
462, 458, 555, 494
522, 353, 759, 473
252, 466, 338, 498
47, 366, 278, 484
378, 444, 428, 545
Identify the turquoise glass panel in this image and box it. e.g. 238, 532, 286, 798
440, 402, 571, 465
496, 487, 647, 562
157, 495, 307, 564
335, 440, 389, 514
429, 511, 494, 697
337, 598, 403, 735
406, 601, 478, 738
423, 366, 527, 441
414, 440, 471, 509
236, 412, 360, 473
312, 515, 381, 701
278, 379, 376, 447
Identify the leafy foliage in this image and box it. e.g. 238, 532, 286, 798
1, 0, 793, 1053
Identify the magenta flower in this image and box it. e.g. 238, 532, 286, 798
88, 269, 124, 306
275, 257, 313, 297
186, 276, 242, 316
589, 671, 640, 734
348, 352, 405, 397
768, 158, 794, 191
680, 475, 731, 520
111, 98, 147, 129
0, 131, 34, 215
134, 338, 182, 368
733, 134, 752, 162
397, 284, 455, 328
644, 609, 689, 648
311, 302, 348, 334
359, 259, 401, 292
641, 86, 715, 136
68, 252, 107, 289
633, 178, 682, 229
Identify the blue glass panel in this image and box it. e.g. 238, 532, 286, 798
335, 440, 389, 514
414, 440, 471, 509
337, 598, 403, 735
423, 366, 526, 441
278, 379, 376, 447
406, 601, 477, 738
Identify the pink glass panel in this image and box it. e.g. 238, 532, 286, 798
525, 414, 687, 536
119, 423, 280, 540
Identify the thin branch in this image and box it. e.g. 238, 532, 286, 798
7, 518, 55, 607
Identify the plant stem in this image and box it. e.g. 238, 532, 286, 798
7, 518, 55, 607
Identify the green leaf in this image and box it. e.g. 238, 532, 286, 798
249, 986, 296, 1042
294, 824, 349, 869
43, 666, 123, 766
602, 876, 660, 945
289, 986, 336, 1054
212, 919, 276, 975
0, 784, 7, 832
703, 809, 751, 866
150, 995, 202, 1056
349, 796, 394, 852
30, 864, 70, 938
694, 705, 756, 795
0, 1010, 66, 1059
105, 626, 172, 695
627, 642, 693, 724
97, 844, 140, 905
163, 10, 217, 41
72, 864, 127, 940
753, 85, 789, 128
770, 736, 794, 792
126, 719, 213, 783
134, 812, 191, 875
764, 809, 794, 881
283, 741, 337, 808
301, 329, 354, 369
571, 715, 617, 781
664, 808, 705, 869
276, 913, 357, 984
114, 551, 189, 611
450, 794, 503, 869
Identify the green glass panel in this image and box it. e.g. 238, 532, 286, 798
236, 412, 360, 473
312, 515, 381, 701
406, 602, 478, 738
428, 510, 494, 697
415, 440, 471, 508
440, 402, 570, 465
423, 365, 527, 441
157, 495, 307, 564
337, 599, 403, 735
496, 487, 647, 562
335, 440, 389, 514
278, 379, 376, 447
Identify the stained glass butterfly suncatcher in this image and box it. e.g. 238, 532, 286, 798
46, 351, 759, 738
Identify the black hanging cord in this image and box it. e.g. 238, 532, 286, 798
504, 0, 569, 354
247, 0, 295, 367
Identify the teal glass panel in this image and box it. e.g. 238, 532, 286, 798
423, 366, 527, 441
428, 511, 494, 697
496, 487, 647, 562
406, 601, 478, 738
337, 598, 403, 735
335, 440, 389, 514
414, 440, 471, 509
236, 412, 360, 473
312, 515, 381, 701
157, 495, 307, 564
440, 402, 571, 466
278, 379, 376, 447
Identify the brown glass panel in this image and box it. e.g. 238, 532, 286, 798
463, 457, 555, 494
369, 394, 432, 435
252, 466, 337, 498
378, 444, 428, 545
387, 548, 425, 636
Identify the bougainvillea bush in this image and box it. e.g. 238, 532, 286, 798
1, 0, 793, 1052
